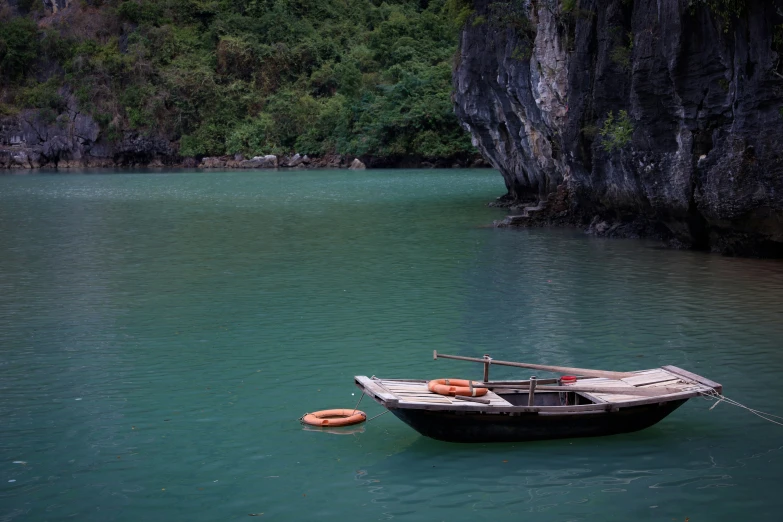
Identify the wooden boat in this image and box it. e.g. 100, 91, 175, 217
354, 353, 722, 443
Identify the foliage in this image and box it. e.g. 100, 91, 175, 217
16, 78, 67, 124
487, 0, 532, 31
600, 110, 633, 152
609, 29, 633, 72
18, 78, 66, 112
116, 0, 165, 25
774, 24, 783, 53
580, 124, 599, 140
0, 17, 39, 82
687, 0, 747, 31
2, 0, 475, 160
688, 0, 746, 19
561, 0, 577, 14
0, 102, 19, 116
610, 46, 631, 71
444, 0, 475, 28
224, 113, 281, 156
469, 1, 535, 60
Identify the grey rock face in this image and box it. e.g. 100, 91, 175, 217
239, 155, 278, 168
201, 157, 227, 168
280, 153, 305, 168
454, 0, 783, 256
42, 0, 71, 14
0, 91, 177, 169
349, 158, 366, 170
265, 155, 280, 167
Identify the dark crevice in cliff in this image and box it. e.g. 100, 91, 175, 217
686, 196, 710, 251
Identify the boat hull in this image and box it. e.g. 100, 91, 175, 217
389, 399, 688, 443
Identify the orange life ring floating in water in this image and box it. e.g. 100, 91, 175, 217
301, 409, 367, 427
428, 378, 488, 397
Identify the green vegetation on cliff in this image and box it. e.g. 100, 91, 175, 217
0, 0, 475, 160
599, 110, 633, 152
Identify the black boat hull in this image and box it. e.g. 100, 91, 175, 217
389, 399, 688, 443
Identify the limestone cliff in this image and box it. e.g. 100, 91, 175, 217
454, 0, 783, 256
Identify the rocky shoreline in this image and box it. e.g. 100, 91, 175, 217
0, 103, 488, 171
192, 153, 489, 171
0, 145, 490, 171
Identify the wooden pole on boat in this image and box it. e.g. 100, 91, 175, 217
527, 376, 537, 406
530, 385, 684, 396
456, 382, 686, 397
453, 395, 491, 404
483, 354, 491, 382
433, 351, 636, 380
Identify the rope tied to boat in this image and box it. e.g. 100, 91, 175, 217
352, 392, 365, 415
365, 410, 389, 423
350, 388, 390, 423
700, 389, 783, 427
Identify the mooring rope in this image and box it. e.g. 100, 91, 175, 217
364, 410, 389, 423
701, 389, 783, 427
352, 392, 365, 415
351, 392, 389, 422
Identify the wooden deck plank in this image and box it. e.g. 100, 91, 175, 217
639, 379, 683, 388
397, 394, 450, 402
661, 366, 723, 393
380, 386, 432, 391
573, 378, 634, 387
391, 393, 451, 397
391, 390, 507, 399
374, 378, 428, 383
577, 392, 607, 403
386, 387, 432, 391
591, 394, 649, 403
378, 378, 514, 407
629, 368, 662, 375
621, 370, 675, 387
396, 395, 508, 401
355, 376, 398, 406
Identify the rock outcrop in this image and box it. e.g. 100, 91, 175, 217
43, 0, 71, 13
0, 91, 178, 168
349, 158, 366, 170
454, 0, 783, 256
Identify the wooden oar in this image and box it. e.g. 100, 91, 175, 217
490, 384, 687, 397
441, 381, 688, 397
433, 351, 636, 380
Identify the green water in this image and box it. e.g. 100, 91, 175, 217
1, 169, 783, 521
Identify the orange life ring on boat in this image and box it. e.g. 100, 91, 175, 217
301, 409, 367, 427
428, 379, 488, 397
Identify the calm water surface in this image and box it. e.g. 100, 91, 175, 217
1, 169, 782, 521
